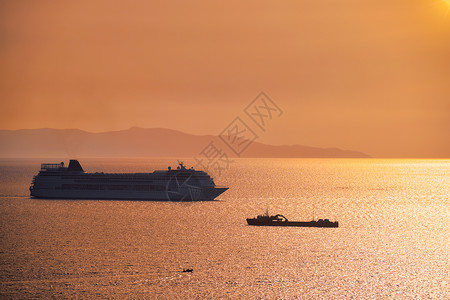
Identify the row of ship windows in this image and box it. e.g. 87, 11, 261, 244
59, 184, 166, 191
55, 176, 205, 182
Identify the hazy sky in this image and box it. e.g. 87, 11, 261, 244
1, 0, 449, 157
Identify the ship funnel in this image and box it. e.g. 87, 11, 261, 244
68, 160, 84, 172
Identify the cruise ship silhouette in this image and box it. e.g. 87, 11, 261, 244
30, 160, 228, 201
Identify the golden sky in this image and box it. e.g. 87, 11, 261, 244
1, 0, 449, 157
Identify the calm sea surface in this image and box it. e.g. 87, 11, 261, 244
0, 158, 448, 299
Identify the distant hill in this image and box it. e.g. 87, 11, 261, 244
0, 127, 370, 158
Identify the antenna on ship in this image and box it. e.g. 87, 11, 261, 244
177, 160, 186, 170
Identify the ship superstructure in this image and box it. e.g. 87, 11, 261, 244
30, 160, 228, 201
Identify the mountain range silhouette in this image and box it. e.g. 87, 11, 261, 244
0, 127, 370, 158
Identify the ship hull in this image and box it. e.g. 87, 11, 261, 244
246, 219, 338, 227
31, 187, 228, 201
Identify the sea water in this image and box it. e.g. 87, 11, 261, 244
0, 158, 448, 299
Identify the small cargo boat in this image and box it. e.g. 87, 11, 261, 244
246, 212, 338, 228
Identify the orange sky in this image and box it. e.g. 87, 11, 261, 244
1, 0, 449, 157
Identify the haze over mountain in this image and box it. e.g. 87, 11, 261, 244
1, 2, 449, 158
0, 127, 370, 158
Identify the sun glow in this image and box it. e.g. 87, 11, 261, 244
428, 0, 450, 21
439, 0, 450, 18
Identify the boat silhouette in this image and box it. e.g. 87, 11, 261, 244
246, 211, 338, 227
30, 160, 228, 201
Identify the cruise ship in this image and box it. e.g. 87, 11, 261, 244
30, 160, 228, 201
